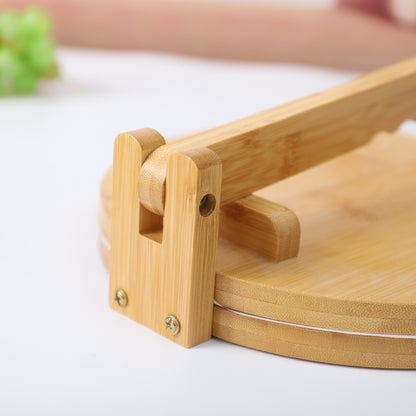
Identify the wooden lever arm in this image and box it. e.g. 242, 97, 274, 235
139, 57, 416, 215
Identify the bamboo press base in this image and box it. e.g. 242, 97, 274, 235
100, 133, 416, 369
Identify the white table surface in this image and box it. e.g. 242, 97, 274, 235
1, 47, 415, 416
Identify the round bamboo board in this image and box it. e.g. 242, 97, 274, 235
99, 133, 416, 368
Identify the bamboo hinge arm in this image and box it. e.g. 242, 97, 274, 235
139, 57, 416, 216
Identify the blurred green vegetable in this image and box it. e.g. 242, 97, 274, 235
0, 8, 57, 95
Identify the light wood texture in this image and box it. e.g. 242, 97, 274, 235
214, 133, 416, 337
138, 57, 416, 215
110, 129, 222, 347
219, 195, 300, 261
213, 306, 416, 369
101, 133, 416, 367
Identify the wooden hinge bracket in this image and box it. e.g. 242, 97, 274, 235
109, 128, 300, 348
109, 129, 222, 347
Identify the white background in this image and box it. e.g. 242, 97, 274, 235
1, 1, 416, 413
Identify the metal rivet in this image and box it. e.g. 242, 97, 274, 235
199, 193, 216, 217
114, 288, 128, 307
164, 315, 180, 335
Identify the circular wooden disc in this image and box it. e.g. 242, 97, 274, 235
99, 133, 416, 368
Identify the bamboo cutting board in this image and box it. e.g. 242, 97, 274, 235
99, 132, 416, 368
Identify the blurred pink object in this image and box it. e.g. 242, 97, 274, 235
338, 0, 389, 17
339, 0, 416, 24
389, 0, 416, 25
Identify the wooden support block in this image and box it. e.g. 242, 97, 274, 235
109, 128, 165, 337
110, 129, 222, 347
219, 195, 300, 262
162, 148, 222, 346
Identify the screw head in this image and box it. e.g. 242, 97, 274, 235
114, 288, 128, 307
164, 315, 180, 335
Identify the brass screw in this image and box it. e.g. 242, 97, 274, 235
164, 315, 180, 335
114, 288, 128, 307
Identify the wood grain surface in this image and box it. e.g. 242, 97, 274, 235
138, 58, 416, 215
219, 195, 300, 261
109, 129, 222, 347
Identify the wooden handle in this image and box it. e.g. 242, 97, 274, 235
139, 57, 416, 215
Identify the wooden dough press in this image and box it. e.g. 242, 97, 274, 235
99, 58, 416, 368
